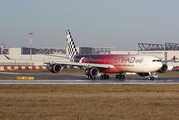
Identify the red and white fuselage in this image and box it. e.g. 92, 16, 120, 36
74, 54, 163, 73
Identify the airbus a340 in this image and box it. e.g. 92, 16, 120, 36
5, 30, 175, 80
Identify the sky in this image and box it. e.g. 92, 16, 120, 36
0, 0, 179, 50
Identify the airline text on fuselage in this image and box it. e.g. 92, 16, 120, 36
114, 57, 144, 64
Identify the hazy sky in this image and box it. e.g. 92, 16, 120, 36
1, 0, 179, 50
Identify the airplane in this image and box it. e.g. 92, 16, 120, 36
5, 30, 176, 80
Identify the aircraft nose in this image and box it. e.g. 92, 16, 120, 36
153, 62, 163, 71
158, 62, 163, 69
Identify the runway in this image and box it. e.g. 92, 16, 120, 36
0, 72, 179, 84
0, 79, 178, 84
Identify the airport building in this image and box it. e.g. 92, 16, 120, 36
0, 47, 116, 66
0, 43, 178, 70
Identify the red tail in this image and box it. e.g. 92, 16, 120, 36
173, 56, 175, 60
4, 55, 10, 60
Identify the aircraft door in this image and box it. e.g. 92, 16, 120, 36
142, 58, 148, 68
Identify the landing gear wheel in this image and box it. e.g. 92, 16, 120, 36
101, 75, 103, 79
149, 77, 154, 80
87, 76, 96, 79
116, 74, 125, 79
104, 75, 106, 79
106, 75, 109, 79
149, 72, 155, 81
121, 75, 125, 79
90, 76, 96, 79
116, 75, 118, 79
101, 74, 109, 79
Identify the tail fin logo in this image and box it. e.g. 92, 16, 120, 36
173, 56, 175, 60
65, 30, 78, 61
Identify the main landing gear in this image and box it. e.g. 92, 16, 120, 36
100, 73, 125, 79
101, 74, 109, 79
86, 75, 96, 79
116, 73, 125, 79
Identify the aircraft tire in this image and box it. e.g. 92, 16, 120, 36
101, 75, 103, 79
116, 75, 118, 79
121, 75, 125, 79
149, 77, 154, 80
106, 75, 109, 79
118, 75, 121, 79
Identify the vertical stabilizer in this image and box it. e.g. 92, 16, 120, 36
65, 30, 78, 61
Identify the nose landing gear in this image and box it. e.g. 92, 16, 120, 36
149, 72, 155, 80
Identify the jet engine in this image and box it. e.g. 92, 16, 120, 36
49, 63, 63, 73
137, 73, 149, 76
85, 67, 99, 78
157, 64, 168, 73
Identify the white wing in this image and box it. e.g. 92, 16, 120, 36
4, 55, 114, 69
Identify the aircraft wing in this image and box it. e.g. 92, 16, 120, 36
38, 54, 70, 59
161, 56, 176, 62
4, 55, 114, 69
59, 62, 115, 69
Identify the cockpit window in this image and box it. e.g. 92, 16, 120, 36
152, 60, 161, 62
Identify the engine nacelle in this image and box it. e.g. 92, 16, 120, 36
157, 64, 168, 73
85, 67, 99, 77
137, 73, 149, 76
49, 63, 63, 73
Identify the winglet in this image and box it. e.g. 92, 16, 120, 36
4, 55, 11, 60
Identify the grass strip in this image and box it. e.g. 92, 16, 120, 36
0, 84, 179, 120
